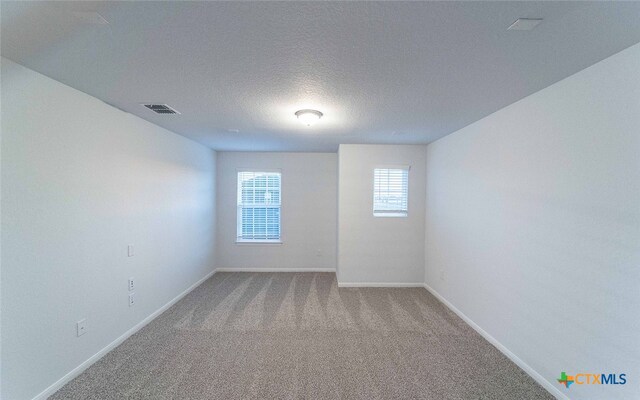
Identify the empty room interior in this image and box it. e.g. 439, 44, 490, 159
1, 1, 639, 399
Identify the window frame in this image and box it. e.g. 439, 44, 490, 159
236, 169, 283, 244
372, 165, 410, 218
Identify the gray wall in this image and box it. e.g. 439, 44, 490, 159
1, 58, 217, 400
216, 152, 337, 270
338, 144, 426, 285
425, 43, 640, 399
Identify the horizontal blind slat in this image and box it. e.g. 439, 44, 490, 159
373, 167, 409, 214
237, 171, 281, 240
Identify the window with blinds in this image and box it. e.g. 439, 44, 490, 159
373, 167, 409, 217
237, 171, 281, 242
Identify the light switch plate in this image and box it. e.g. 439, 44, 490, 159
76, 319, 87, 337
127, 245, 134, 257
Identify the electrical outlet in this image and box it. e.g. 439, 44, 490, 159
316, 249, 322, 257
439, 271, 445, 281
76, 319, 87, 337
128, 277, 135, 291
129, 292, 135, 307
127, 245, 134, 257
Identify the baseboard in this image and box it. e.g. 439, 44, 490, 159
338, 282, 424, 287
32, 269, 217, 400
422, 283, 568, 400
215, 267, 336, 273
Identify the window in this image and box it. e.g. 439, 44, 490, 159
373, 167, 409, 217
237, 171, 281, 242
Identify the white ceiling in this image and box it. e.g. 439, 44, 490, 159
3, 1, 640, 152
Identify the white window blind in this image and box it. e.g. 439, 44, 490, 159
237, 171, 281, 241
373, 167, 409, 217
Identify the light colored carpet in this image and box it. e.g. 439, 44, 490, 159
51, 272, 552, 399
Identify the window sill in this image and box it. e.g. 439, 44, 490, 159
235, 240, 283, 245
373, 212, 408, 218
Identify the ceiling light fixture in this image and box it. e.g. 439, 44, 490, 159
295, 109, 323, 126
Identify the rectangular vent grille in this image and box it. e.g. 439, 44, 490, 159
142, 104, 180, 114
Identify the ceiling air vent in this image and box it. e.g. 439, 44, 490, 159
142, 104, 180, 115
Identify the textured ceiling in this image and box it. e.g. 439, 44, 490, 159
3, 1, 640, 152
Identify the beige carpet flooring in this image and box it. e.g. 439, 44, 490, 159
51, 272, 552, 399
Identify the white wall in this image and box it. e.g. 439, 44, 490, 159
216, 152, 337, 271
1, 58, 217, 400
338, 144, 426, 285
0, 41, 3, 400
425, 43, 640, 400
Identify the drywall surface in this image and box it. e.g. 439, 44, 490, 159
338, 144, 426, 285
1, 58, 217, 400
216, 152, 337, 270
0, 45, 3, 400
425, 43, 640, 399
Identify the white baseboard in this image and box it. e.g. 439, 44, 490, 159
422, 283, 568, 400
215, 267, 336, 273
32, 269, 217, 400
338, 282, 424, 288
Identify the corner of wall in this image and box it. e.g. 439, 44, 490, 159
423, 144, 428, 287
335, 146, 342, 282
211, 149, 218, 273
0, 54, 4, 400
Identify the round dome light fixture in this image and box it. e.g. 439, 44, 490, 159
295, 109, 323, 126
